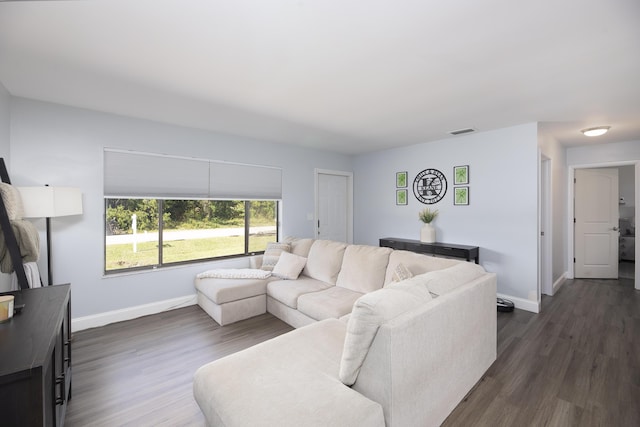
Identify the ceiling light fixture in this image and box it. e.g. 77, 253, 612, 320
581, 126, 610, 137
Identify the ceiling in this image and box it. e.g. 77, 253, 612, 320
1, 0, 639, 155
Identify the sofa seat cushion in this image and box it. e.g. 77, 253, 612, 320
297, 286, 364, 321
195, 277, 271, 305
267, 276, 332, 309
193, 319, 385, 427
336, 245, 392, 293
303, 240, 348, 284
384, 250, 460, 285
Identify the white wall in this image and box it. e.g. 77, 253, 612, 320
8, 97, 353, 318
619, 164, 635, 208
567, 140, 640, 165
353, 123, 539, 307
538, 133, 568, 286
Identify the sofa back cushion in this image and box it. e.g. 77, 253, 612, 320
383, 250, 460, 285
339, 281, 432, 386
336, 245, 392, 293
284, 237, 315, 258
303, 240, 348, 285
420, 262, 486, 296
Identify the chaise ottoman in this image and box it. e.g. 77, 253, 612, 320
195, 270, 273, 326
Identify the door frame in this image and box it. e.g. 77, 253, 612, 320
314, 168, 353, 243
539, 154, 553, 296
567, 160, 639, 289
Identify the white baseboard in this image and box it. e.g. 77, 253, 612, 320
552, 273, 567, 295
73, 287, 546, 331
497, 293, 540, 314
72, 294, 198, 332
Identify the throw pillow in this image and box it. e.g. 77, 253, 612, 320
392, 262, 413, 282
272, 251, 307, 280
386, 274, 433, 300
260, 242, 291, 271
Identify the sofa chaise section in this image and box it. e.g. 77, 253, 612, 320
193, 319, 385, 427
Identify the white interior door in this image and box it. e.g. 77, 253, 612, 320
574, 168, 619, 278
316, 171, 351, 242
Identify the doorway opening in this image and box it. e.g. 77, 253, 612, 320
568, 161, 638, 289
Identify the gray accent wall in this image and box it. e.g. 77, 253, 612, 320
9, 97, 353, 318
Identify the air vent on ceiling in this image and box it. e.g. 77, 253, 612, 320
448, 128, 476, 136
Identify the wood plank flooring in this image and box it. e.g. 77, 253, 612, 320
66, 277, 639, 427
66, 309, 293, 426
444, 276, 640, 426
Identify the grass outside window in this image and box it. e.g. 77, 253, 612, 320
105, 199, 278, 273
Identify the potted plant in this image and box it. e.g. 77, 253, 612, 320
418, 208, 438, 243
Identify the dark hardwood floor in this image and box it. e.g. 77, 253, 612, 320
66, 277, 639, 427
66, 309, 293, 426
444, 277, 640, 427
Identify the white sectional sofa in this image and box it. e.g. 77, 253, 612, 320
193, 238, 497, 426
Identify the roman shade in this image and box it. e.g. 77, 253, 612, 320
209, 161, 282, 200
104, 149, 282, 200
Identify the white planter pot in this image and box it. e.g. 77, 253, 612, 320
420, 223, 436, 243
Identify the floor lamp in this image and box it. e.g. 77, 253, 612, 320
17, 186, 83, 286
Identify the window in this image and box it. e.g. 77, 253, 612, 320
105, 199, 278, 272
103, 149, 283, 273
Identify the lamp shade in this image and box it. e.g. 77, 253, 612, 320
17, 187, 83, 218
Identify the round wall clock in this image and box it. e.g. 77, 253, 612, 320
413, 168, 447, 204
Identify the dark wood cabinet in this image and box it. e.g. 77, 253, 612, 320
380, 237, 480, 263
0, 284, 71, 427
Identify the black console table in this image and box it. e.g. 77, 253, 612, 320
0, 284, 72, 427
380, 237, 479, 264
